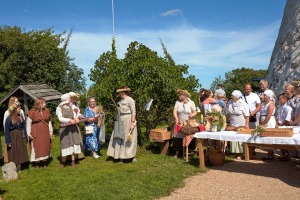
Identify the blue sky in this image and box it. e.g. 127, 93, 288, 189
1, 0, 286, 89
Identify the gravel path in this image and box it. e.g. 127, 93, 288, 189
159, 149, 300, 200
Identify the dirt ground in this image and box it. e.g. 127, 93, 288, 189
159, 149, 300, 200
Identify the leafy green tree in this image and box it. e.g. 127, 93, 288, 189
0, 25, 86, 98
221, 67, 267, 97
90, 38, 199, 144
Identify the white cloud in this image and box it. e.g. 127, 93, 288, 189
67, 21, 281, 89
160, 9, 182, 17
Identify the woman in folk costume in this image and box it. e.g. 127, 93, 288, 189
173, 89, 197, 158
4, 102, 28, 172
107, 86, 137, 163
26, 98, 53, 168
69, 92, 85, 160
260, 89, 276, 160
83, 97, 102, 159
56, 93, 82, 167
3, 96, 25, 163
226, 90, 250, 159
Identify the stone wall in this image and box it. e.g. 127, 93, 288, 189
266, 0, 300, 96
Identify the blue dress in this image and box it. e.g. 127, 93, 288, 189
83, 107, 100, 152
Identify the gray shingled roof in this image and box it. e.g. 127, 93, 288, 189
0, 84, 62, 104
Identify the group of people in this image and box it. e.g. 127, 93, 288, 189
173, 80, 300, 160
1, 86, 138, 172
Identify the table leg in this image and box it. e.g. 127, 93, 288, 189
160, 140, 169, 155
249, 146, 254, 160
244, 143, 249, 161
198, 138, 205, 169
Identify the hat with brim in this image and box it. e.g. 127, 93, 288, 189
116, 87, 131, 93
177, 89, 191, 97
69, 92, 80, 98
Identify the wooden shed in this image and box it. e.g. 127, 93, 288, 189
0, 84, 62, 114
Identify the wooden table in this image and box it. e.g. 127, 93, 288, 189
194, 131, 300, 169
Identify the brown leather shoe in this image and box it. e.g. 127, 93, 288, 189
60, 162, 66, 168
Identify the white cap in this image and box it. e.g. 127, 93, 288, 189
60, 93, 70, 105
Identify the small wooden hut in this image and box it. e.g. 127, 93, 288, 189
0, 83, 62, 114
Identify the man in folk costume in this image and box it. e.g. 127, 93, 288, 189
69, 92, 85, 160
107, 86, 137, 163
56, 93, 82, 167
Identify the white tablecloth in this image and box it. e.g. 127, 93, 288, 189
194, 131, 300, 146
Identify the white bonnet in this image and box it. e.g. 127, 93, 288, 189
231, 90, 242, 99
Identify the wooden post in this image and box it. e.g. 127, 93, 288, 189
185, 145, 189, 162
198, 138, 205, 169
23, 92, 29, 117
244, 143, 250, 161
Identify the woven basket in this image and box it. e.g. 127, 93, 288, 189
260, 128, 294, 137
208, 148, 225, 166
180, 126, 199, 135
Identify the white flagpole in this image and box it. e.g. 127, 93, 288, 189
112, 0, 115, 36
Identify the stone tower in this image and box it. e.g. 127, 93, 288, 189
266, 0, 300, 95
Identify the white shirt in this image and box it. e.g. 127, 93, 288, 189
174, 99, 196, 121
242, 92, 261, 112
70, 102, 83, 118
276, 103, 292, 125
227, 99, 250, 127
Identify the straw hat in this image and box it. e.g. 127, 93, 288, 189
69, 92, 80, 98
116, 87, 131, 93
177, 89, 191, 97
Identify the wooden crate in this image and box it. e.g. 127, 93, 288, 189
260, 128, 294, 137
149, 128, 172, 141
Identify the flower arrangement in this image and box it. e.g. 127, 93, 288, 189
204, 106, 226, 131
8, 101, 21, 112
251, 126, 266, 136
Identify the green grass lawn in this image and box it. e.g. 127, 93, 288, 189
0, 135, 205, 200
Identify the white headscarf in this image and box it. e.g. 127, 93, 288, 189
231, 90, 242, 99
263, 89, 275, 102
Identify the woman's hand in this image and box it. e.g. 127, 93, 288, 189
88, 117, 96, 122
130, 122, 135, 130
175, 119, 179, 125
70, 119, 76, 124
